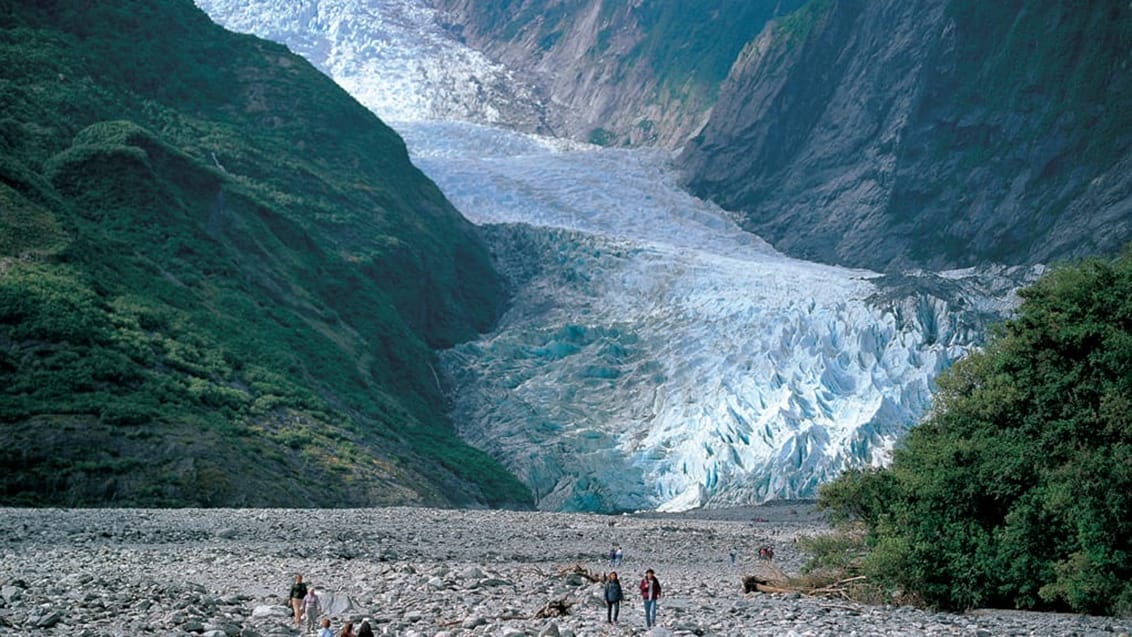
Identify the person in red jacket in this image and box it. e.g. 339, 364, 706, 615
638, 568, 661, 627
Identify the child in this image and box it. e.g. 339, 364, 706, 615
317, 618, 333, 637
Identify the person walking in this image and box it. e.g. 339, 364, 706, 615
604, 571, 624, 623
302, 585, 321, 633
639, 568, 662, 628
288, 574, 308, 627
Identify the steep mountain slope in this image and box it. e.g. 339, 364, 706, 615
679, 0, 1132, 271
426, 0, 1131, 272
0, 1, 530, 507
431, 0, 806, 146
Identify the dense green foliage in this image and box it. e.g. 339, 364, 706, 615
0, 1, 531, 507
819, 251, 1132, 616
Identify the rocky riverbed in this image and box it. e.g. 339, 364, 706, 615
1, 504, 1128, 636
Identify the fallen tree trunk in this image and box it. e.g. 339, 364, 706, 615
556, 563, 603, 583
744, 574, 869, 599
533, 598, 574, 618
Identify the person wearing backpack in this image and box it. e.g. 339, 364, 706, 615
603, 571, 624, 623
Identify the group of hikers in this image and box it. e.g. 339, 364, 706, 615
601, 568, 662, 628
287, 566, 665, 633
606, 544, 624, 567
287, 537, 781, 633
288, 574, 376, 637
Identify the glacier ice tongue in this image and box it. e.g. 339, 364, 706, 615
195, 0, 549, 128
438, 220, 1022, 512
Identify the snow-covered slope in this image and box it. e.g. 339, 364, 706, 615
196, 0, 1034, 511
195, 0, 549, 128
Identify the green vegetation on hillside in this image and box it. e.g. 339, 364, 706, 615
818, 250, 1132, 616
0, 1, 531, 507
613, 0, 808, 97
771, 0, 833, 47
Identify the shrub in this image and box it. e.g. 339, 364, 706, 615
819, 248, 1132, 616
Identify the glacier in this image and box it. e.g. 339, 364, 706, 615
196, 0, 1036, 512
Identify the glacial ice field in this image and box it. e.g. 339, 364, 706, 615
196, 0, 1033, 511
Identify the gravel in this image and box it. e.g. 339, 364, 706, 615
1, 505, 1128, 636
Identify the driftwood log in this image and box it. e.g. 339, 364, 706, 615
742, 575, 771, 593
556, 563, 604, 583
533, 598, 574, 618
743, 574, 868, 599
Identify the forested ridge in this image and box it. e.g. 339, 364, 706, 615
0, 0, 531, 507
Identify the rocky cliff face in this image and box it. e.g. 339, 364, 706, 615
430, 0, 1131, 271
431, 0, 804, 146
678, 0, 1132, 271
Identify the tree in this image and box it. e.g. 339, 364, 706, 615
819, 248, 1132, 616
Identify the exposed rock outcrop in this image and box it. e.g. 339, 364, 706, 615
678, 0, 1132, 271
431, 0, 805, 147
429, 0, 1132, 271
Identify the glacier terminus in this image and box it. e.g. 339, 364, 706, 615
196, 0, 1037, 512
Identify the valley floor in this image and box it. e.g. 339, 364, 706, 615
0, 505, 1127, 636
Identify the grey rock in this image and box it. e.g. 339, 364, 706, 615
35, 610, 63, 628
0, 507, 1129, 637
462, 616, 487, 628
677, 0, 1132, 273
251, 605, 288, 618
476, 577, 513, 588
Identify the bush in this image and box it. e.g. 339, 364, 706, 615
819, 248, 1132, 616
